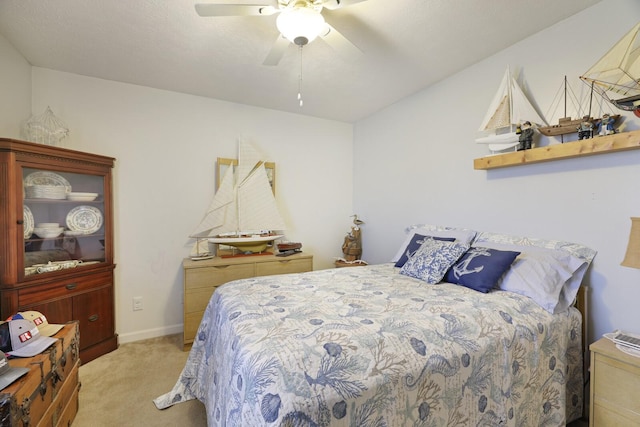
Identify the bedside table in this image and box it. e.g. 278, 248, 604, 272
589, 337, 640, 426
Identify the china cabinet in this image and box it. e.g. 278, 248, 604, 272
0, 138, 117, 363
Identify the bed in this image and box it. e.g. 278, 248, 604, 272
154, 225, 596, 426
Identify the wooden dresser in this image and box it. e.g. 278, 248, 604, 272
589, 337, 640, 426
182, 252, 313, 350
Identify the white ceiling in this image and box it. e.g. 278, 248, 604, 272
0, 0, 601, 123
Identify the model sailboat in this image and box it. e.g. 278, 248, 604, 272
191, 140, 285, 255
580, 22, 640, 115
476, 67, 547, 153
539, 75, 622, 139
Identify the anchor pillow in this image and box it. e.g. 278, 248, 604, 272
444, 247, 520, 293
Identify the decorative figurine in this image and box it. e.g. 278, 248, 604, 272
597, 114, 616, 136
577, 116, 594, 140
342, 215, 364, 261
516, 121, 534, 151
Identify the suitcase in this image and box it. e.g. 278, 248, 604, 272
0, 321, 80, 426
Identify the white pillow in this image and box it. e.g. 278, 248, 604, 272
496, 250, 586, 313
391, 224, 477, 263
471, 231, 596, 313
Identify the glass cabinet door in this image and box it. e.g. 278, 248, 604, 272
22, 167, 108, 278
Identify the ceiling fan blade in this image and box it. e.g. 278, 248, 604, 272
320, 23, 363, 59
263, 35, 290, 66
195, 3, 277, 17
322, 0, 369, 10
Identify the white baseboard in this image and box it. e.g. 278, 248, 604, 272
117, 324, 183, 344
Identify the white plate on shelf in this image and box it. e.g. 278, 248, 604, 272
23, 205, 34, 239
64, 230, 88, 236
67, 192, 99, 202
24, 171, 72, 193
66, 205, 103, 234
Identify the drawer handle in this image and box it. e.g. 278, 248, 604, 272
65, 283, 78, 290
214, 265, 231, 269
88, 314, 99, 322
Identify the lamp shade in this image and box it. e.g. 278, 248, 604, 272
621, 217, 640, 268
276, 7, 325, 46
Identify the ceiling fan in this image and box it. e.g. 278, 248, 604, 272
195, 0, 368, 65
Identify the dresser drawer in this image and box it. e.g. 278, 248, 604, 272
592, 353, 640, 424
256, 257, 312, 276
185, 263, 255, 290
590, 338, 640, 426
185, 285, 220, 313
17, 271, 112, 306
184, 311, 205, 345
592, 403, 640, 426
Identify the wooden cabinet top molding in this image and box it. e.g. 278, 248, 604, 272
0, 137, 115, 167
474, 129, 640, 170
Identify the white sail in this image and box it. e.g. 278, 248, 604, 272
478, 68, 512, 133
237, 163, 286, 231
191, 165, 237, 237
476, 67, 546, 151
237, 138, 264, 184
580, 22, 640, 110
191, 139, 286, 254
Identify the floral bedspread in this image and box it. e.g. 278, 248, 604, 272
154, 264, 583, 426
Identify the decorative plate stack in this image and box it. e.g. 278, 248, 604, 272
24, 171, 72, 200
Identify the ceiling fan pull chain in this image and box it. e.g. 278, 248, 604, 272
298, 45, 304, 107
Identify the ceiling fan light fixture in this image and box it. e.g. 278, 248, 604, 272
276, 7, 326, 46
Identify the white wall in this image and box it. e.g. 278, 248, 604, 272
0, 33, 31, 137
353, 0, 640, 345
28, 69, 354, 343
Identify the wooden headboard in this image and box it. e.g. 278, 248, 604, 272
576, 285, 588, 349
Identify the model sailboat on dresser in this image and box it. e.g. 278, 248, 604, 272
476, 67, 547, 153
191, 140, 285, 257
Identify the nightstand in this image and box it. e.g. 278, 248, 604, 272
589, 337, 640, 426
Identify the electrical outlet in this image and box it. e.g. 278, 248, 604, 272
133, 296, 143, 311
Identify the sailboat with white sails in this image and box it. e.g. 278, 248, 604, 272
191, 139, 285, 256
476, 67, 547, 153
580, 22, 640, 115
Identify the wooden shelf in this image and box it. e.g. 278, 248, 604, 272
474, 129, 640, 170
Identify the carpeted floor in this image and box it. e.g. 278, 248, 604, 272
74, 333, 590, 427
74, 334, 206, 426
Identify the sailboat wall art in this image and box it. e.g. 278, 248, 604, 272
191, 139, 285, 256
476, 67, 547, 153
580, 22, 640, 115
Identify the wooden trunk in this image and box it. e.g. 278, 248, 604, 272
0, 321, 80, 426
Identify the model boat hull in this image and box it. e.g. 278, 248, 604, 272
538, 115, 620, 137
475, 132, 519, 145
538, 117, 583, 136
612, 94, 640, 111
210, 234, 283, 253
